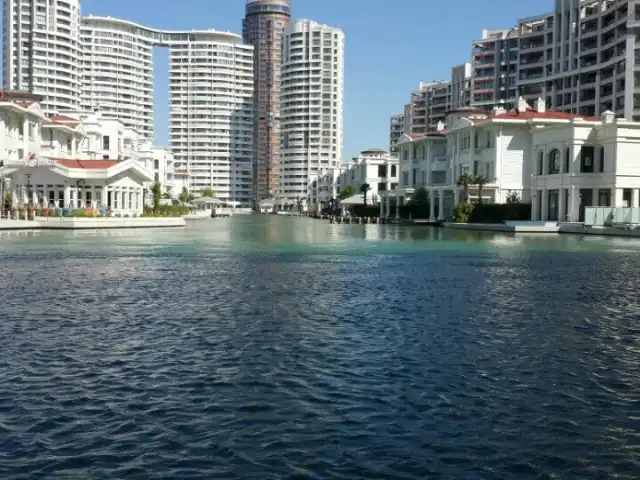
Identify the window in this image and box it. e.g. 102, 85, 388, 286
103, 136, 110, 150
565, 147, 570, 173
599, 146, 604, 173
538, 151, 543, 175
580, 146, 594, 173
548, 149, 561, 174
391, 165, 397, 177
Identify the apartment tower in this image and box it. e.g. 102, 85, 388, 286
242, 0, 291, 205
280, 19, 345, 206
3, 0, 81, 113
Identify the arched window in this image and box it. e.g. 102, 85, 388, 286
548, 149, 561, 174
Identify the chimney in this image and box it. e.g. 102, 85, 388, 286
600, 110, 615, 124
517, 96, 529, 113
436, 120, 445, 131
535, 97, 546, 113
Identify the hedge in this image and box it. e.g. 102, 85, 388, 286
346, 203, 432, 219
468, 203, 531, 223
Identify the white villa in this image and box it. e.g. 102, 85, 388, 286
381, 97, 640, 222
0, 91, 157, 216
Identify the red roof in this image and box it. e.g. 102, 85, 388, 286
45, 115, 80, 128
53, 159, 118, 169
491, 108, 600, 122
15, 101, 35, 108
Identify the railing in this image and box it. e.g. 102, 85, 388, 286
585, 207, 640, 227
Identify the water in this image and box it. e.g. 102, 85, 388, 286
1, 216, 640, 479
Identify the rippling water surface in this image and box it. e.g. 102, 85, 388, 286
1, 216, 640, 479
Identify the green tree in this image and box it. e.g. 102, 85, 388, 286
150, 181, 162, 213
408, 187, 429, 206
161, 192, 172, 199
338, 184, 355, 200
457, 172, 474, 204
360, 183, 371, 206
179, 186, 194, 204
506, 190, 520, 204
200, 188, 216, 198
474, 175, 489, 204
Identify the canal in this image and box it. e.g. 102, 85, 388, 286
1, 216, 639, 478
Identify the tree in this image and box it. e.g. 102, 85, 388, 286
474, 175, 489, 204
408, 186, 429, 206
150, 181, 162, 213
360, 183, 371, 206
200, 188, 216, 198
506, 191, 520, 204
457, 173, 474, 204
161, 192, 172, 199
338, 185, 355, 200
179, 186, 194, 204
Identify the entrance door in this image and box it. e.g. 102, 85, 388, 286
548, 190, 559, 221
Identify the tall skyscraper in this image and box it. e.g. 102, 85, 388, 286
242, 0, 291, 205
280, 19, 344, 207
3, 0, 82, 113
79, 16, 255, 204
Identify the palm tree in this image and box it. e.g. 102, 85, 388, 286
360, 183, 371, 206
150, 181, 162, 213
474, 175, 489, 204
178, 186, 194, 204
457, 173, 474, 204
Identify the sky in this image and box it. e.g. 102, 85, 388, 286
3, 0, 548, 159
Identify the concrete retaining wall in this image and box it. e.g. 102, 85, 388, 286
0, 217, 185, 230
444, 222, 560, 233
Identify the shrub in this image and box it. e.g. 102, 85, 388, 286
468, 203, 531, 223
454, 203, 474, 223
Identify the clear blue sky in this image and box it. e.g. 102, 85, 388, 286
3, 0, 548, 159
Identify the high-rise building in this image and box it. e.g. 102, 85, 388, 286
3, 0, 82, 113
79, 17, 254, 204
450, 62, 472, 110
389, 113, 405, 155
470, 28, 520, 110
242, 0, 291, 205
2, 2, 255, 204
279, 19, 345, 207
80, 16, 154, 139
402, 81, 451, 135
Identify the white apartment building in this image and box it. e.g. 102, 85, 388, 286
279, 19, 345, 207
386, 96, 640, 222
3, 0, 82, 114
380, 127, 448, 219
308, 167, 342, 212
471, 28, 519, 110
0, 92, 154, 215
169, 31, 254, 204
80, 17, 255, 205
531, 110, 640, 222
0, 91, 46, 164
337, 149, 399, 205
80, 16, 155, 139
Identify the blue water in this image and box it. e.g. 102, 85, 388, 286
1, 217, 640, 479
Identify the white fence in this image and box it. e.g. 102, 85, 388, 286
584, 207, 640, 226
